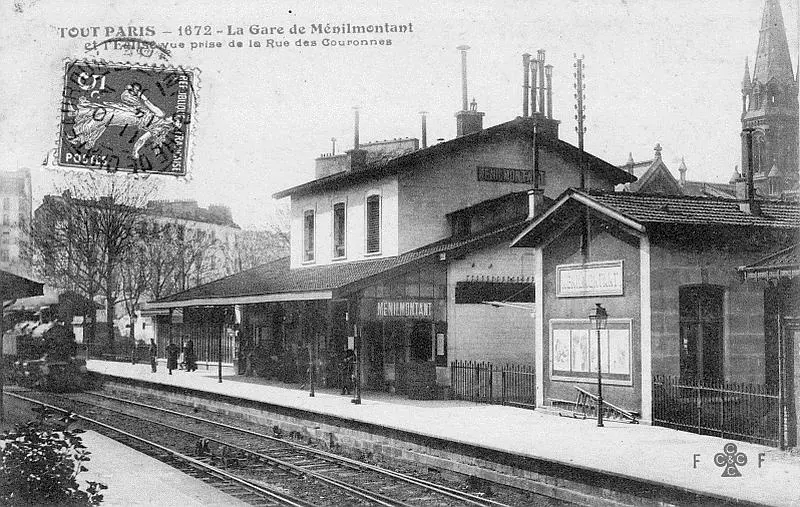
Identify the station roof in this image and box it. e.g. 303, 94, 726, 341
512, 189, 800, 247
738, 243, 800, 281
147, 217, 529, 309
273, 117, 636, 199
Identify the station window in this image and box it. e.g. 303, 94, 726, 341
333, 202, 346, 259
303, 209, 315, 262
366, 194, 380, 254
679, 285, 724, 382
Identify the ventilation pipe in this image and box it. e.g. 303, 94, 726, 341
457, 45, 470, 111
419, 111, 428, 148
537, 49, 546, 116
530, 58, 538, 113
522, 53, 531, 117
545, 64, 553, 119
353, 107, 360, 150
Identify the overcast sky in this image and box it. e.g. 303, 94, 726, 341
1, 0, 798, 228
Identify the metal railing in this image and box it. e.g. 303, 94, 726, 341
653, 375, 781, 447
450, 360, 535, 409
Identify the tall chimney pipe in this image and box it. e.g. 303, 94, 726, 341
537, 50, 546, 117
530, 59, 539, 113
353, 107, 360, 150
745, 128, 754, 206
419, 111, 428, 149
457, 45, 470, 112
545, 64, 553, 119
522, 53, 531, 117
331, 137, 336, 155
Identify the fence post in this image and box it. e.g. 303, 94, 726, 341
501, 366, 506, 406
488, 363, 493, 403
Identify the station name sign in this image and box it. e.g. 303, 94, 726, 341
375, 299, 433, 319
477, 166, 534, 184
556, 261, 624, 298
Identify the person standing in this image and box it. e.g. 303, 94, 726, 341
166, 341, 180, 375
149, 339, 158, 373
339, 349, 355, 395
184, 339, 197, 372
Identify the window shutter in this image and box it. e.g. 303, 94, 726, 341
366, 195, 380, 254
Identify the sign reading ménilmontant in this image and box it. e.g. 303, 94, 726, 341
58, 22, 415, 51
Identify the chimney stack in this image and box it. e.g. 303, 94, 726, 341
537, 49, 546, 117
454, 45, 485, 136
457, 45, 470, 111
527, 188, 545, 220
530, 58, 539, 113
331, 137, 336, 155
353, 107, 360, 150
419, 111, 428, 149
740, 128, 761, 215
545, 64, 553, 119
522, 53, 531, 117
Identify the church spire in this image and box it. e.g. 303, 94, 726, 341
741, 57, 751, 91
751, 0, 795, 86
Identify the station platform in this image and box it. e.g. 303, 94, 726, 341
80, 430, 247, 506
87, 360, 800, 506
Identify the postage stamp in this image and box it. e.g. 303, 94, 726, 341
58, 60, 195, 176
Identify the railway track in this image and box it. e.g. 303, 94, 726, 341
10, 389, 522, 507
5, 390, 315, 507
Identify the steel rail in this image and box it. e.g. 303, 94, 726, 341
83, 390, 511, 507
5, 391, 316, 507
21, 390, 409, 507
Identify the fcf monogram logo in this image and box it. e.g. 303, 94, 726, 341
714, 443, 747, 477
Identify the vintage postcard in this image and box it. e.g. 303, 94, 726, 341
1, 1, 799, 506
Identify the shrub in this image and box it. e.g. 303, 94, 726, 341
0, 408, 107, 505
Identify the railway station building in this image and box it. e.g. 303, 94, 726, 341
147, 48, 637, 397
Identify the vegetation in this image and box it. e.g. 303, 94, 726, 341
0, 408, 107, 506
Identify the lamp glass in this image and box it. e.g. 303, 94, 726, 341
589, 304, 608, 330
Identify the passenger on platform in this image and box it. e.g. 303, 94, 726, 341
184, 339, 197, 372
166, 341, 180, 375
339, 349, 355, 395
149, 339, 158, 373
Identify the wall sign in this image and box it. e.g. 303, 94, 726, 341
556, 260, 623, 298
477, 166, 534, 184
375, 299, 433, 319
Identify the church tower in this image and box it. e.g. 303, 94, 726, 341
740, 0, 799, 198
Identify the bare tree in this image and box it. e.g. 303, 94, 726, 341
231, 228, 289, 272
30, 173, 155, 350
230, 204, 290, 272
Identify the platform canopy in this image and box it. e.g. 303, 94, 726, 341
1, 270, 44, 302
738, 243, 799, 281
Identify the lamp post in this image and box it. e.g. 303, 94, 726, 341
588, 303, 608, 427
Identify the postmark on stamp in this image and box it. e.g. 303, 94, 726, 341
58, 60, 195, 176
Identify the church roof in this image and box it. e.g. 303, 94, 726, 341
751, 0, 795, 86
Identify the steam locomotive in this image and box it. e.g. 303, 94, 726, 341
4, 319, 89, 392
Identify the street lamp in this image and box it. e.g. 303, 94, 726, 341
588, 303, 608, 427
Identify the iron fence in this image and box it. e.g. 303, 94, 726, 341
450, 360, 535, 409
653, 375, 781, 447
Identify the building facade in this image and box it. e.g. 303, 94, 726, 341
0, 168, 32, 275
149, 49, 635, 393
